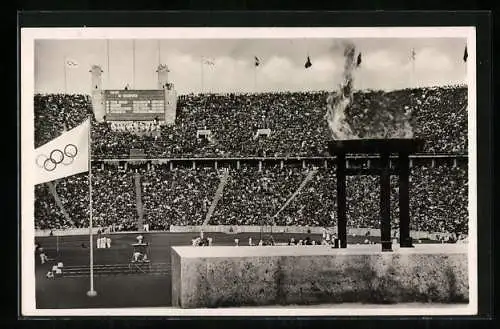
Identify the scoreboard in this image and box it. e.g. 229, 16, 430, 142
104, 90, 165, 116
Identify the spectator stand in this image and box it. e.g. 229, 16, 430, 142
34, 87, 469, 238
35, 153, 468, 238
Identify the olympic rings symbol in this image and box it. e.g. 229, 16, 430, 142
36, 144, 78, 172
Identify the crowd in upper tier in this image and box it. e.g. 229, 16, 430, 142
34, 163, 468, 235
34, 85, 467, 156
34, 94, 93, 148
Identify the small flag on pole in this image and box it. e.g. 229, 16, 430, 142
410, 49, 416, 61
305, 56, 312, 68
356, 53, 362, 67
202, 57, 215, 66
66, 60, 78, 68
254, 56, 260, 67
463, 46, 468, 62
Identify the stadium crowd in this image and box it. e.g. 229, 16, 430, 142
35, 85, 467, 156
35, 168, 137, 231
34, 163, 468, 236
34, 94, 93, 148
141, 166, 220, 228
211, 165, 305, 225
33, 86, 468, 236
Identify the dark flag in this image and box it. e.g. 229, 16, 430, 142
305, 56, 312, 68
463, 46, 468, 62
254, 56, 260, 67
356, 53, 362, 67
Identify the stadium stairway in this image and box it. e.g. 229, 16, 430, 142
273, 168, 318, 219
46, 181, 72, 224
58, 262, 170, 277
135, 173, 144, 230
203, 169, 230, 226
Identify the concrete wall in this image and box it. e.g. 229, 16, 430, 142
36, 225, 451, 240
91, 90, 105, 122
164, 88, 177, 125
172, 245, 468, 308
169, 225, 443, 239
35, 228, 102, 237
169, 225, 326, 234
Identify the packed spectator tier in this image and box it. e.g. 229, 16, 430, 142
35, 162, 468, 236
35, 85, 467, 157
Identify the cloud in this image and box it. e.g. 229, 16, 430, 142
310, 56, 338, 73
261, 56, 294, 83
415, 47, 453, 71
363, 50, 402, 71
166, 54, 203, 93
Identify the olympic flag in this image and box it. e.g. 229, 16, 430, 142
33, 119, 90, 185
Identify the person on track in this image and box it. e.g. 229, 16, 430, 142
39, 248, 48, 264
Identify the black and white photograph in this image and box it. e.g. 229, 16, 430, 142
21, 27, 476, 316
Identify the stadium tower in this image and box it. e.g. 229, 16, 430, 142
157, 63, 169, 89
157, 64, 177, 125
90, 65, 105, 122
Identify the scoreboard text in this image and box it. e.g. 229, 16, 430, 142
104, 90, 165, 114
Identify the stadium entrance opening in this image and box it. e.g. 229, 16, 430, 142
329, 139, 424, 251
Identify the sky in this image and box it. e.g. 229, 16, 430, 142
35, 38, 468, 95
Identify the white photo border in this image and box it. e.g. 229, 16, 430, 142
21, 27, 477, 317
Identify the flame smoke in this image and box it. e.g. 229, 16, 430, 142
325, 42, 358, 140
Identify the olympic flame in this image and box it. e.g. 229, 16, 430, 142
325, 42, 358, 140
325, 42, 414, 140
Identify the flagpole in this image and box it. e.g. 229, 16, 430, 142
200, 57, 204, 94
254, 65, 257, 92
207, 59, 211, 94
87, 115, 97, 297
158, 40, 161, 66
411, 49, 416, 88
132, 40, 136, 89
306, 51, 309, 92
412, 56, 415, 88
107, 40, 110, 89
63, 58, 67, 93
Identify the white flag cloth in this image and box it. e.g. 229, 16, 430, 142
66, 59, 79, 68
33, 119, 90, 185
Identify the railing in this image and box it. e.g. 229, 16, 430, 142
92, 153, 468, 163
